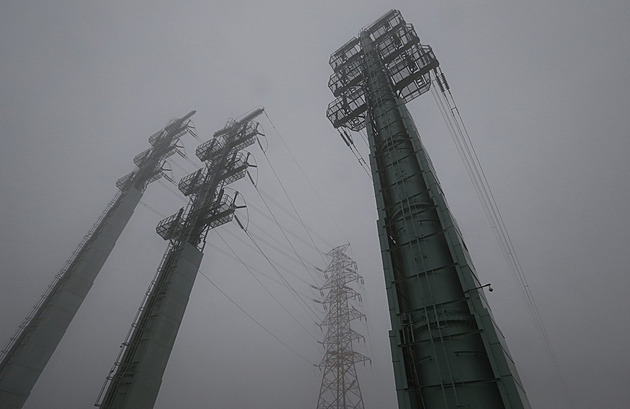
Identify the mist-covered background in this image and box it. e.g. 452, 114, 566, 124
1, 1, 629, 408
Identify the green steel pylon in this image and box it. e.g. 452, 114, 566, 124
327, 10, 532, 409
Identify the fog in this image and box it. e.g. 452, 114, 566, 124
1, 1, 629, 408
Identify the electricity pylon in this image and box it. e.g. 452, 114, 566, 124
327, 10, 532, 409
0, 111, 196, 409
316, 245, 369, 409
95, 108, 263, 409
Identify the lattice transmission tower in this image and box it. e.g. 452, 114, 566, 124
326, 10, 531, 409
0, 111, 196, 409
316, 245, 370, 409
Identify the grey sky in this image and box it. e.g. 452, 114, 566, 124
1, 1, 629, 408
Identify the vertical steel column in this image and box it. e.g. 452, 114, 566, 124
0, 111, 195, 409
360, 31, 530, 409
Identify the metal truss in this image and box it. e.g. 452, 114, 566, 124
326, 10, 438, 131
316, 245, 369, 409
116, 110, 196, 191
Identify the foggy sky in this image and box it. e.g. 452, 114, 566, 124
1, 1, 629, 409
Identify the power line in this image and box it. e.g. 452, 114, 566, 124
215, 231, 321, 340
219, 226, 317, 287
256, 190, 335, 249
205, 240, 315, 298
241, 227, 323, 321
157, 179, 188, 203
430, 71, 569, 401
263, 110, 351, 246
197, 269, 317, 366
248, 202, 329, 255
257, 145, 327, 266
247, 229, 320, 276
139, 200, 167, 219
251, 180, 320, 285
337, 128, 372, 179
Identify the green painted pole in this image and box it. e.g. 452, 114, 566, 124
359, 27, 531, 409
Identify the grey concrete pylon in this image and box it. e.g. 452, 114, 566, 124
0, 188, 142, 409
0, 111, 195, 409
95, 108, 264, 409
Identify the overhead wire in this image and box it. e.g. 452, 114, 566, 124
251, 177, 321, 286
177, 148, 202, 168
216, 231, 321, 341
358, 128, 370, 147
247, 229, 320, 274
257, 189, 335, 249
139, 200, 167, 219
247, 202, 328, 255
259, 115, 326, 262
240, 225, 323, 322
168, 157, 196, 176
256, 150, 328, 267
197, 269, 316, 366
430, 69, 568, 398
219, 226, 317, 288
431, 76, 538, 321
204, 240, 314, 299
338, 128, 373, 179
157, 179, 188, 203
263, 110, 351, 246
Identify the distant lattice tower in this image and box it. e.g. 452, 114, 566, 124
316, 245, 370, 409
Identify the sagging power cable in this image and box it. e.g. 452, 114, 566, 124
247, 201, 329, 255
251, 176, 320, 286
430, 67, 568, 397
219, 226, 317, 287
338, 128, 372, 179
239, 225, 322, 322
257, 189, 335, 249
216, 231, 320, 341
198, 269, 316, 366
139, 200, 167, 219
263, 110, 352, 246
204, 240, 314, 298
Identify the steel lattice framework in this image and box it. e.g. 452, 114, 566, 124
327, 10, 531, 409
316, 245, 369, 409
